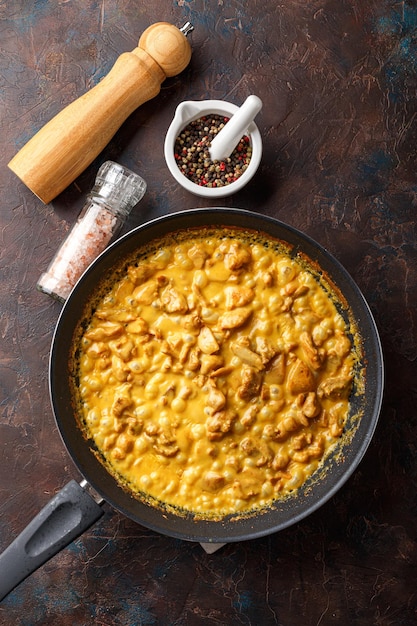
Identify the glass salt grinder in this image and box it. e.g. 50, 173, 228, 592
37, 161, 147, 302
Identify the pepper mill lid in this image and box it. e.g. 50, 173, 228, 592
138, 21, 193, 78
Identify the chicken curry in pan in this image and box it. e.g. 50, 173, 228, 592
73, 227, 358, 518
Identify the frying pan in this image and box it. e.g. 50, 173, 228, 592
0, 208, 384, 600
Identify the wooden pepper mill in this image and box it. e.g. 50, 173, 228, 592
8, 21, 193, 204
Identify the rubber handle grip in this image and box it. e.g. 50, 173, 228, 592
0, 480, 104, 601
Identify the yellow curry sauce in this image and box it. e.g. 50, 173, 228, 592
73, 228, 357, 518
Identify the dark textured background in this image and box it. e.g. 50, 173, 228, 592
1, 1, 417, 624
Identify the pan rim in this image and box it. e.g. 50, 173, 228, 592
49, 207, 384, 543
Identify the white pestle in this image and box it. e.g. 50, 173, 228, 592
208, 95, 263, 162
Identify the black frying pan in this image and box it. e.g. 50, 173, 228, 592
0, 208, 384, 600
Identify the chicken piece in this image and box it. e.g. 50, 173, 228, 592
220, 307, 252, 330
282, 282, 309, 298
328, 403, 345, 437
312, 322, 333, 347
263, 384, 275, 402
292, 432, 313, 450
156, 428, 175, 444
240, 405, 258, 427
154, 429, 179, 458
256, 441, 274, 467
202, 471, 225, 491
292, 437, 324, 463
160, 356, 173, 371
95, 309, 136, 323
238, 365, 262, 400
113, 278, 135, 302
206, 384, 226, 413
210, 365, 234, 378
224, 285, 254, 310
265, 353, 286, 385
281, 296, 294, 312
86, 342, 110, 357
206, 410, 236, 440
179, 343, 193, 364
318, 375, 352, 399
167, 333, 185, 357
154, 443, 179, 457
161, 285, 188, 313
111, 384, 132, 417
187, 348, 201, 371
84, 322, 124, 341
198, 326, 220, 354
162, 333, 187, 358
127, 263, 155, 285
231, 337, 264, 370
240, 437, 272, 466
111, 446, 129, 461
144, 422, 160, 437
328, 331, 352, 358
111, 355, 129, 382
200, 354, 224, 375
133, 280, 159, 305
188, 244, 209, 269
300, 391, 321, 418
181, 313, 202, 331
116, 433, 134, 454
300, 331, 322, 370
126, 317, 149, 335
126, 417, 144, 436
263, 423, 285, 441
271, 451, 290, 471
110, 336, 136, 362
236, 468, 263, 498
191, 283, 208, 307
254, 337, 277, 365
221, 241, 252, 271
240, 436, 257, 455
287, 358, 315, 394
259, 269, 274, 288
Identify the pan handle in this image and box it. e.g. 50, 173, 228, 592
0, 480, 104, 601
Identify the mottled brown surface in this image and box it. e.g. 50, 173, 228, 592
1, 1, 417, 624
